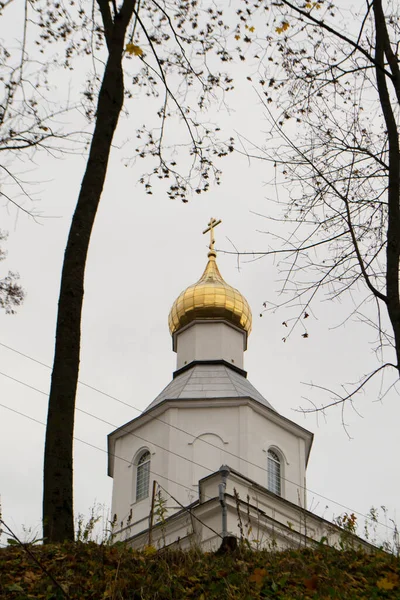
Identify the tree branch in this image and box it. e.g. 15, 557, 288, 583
96, 0, 114, 48
277, 0, 393, 79
299, 362, 398, 413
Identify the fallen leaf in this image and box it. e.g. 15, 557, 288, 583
304, 575, 318, 591
216, 570, 229, 578
250, 567, 267, 587
377, 573, 399, 590
24, 570, 40, 583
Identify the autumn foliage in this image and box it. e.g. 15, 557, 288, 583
1, 542, 400, 599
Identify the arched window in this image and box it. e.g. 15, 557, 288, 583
267, 449, 281, 496
136, 450, 150, 501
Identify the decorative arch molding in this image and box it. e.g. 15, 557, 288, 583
188, 432, 229, 446
129, 445, 155, 468
190, 432, 227, 486
262, 442, 289, 466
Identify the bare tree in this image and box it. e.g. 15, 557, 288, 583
1, 0, 75, 314
229, 0, 400, 410
33, 0, 235, 542
0, 21, 80, 322
0, 0, 83, 216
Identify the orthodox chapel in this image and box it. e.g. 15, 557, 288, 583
107, 219, 368, 551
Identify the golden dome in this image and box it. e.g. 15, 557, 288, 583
168, 249, 252, 335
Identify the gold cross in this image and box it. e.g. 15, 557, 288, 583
203, 217, 222, 252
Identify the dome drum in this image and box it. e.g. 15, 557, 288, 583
171, 318, 248, 355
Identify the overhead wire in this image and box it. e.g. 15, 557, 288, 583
0, 341, 353, 505
0, 341, 397, 534
0, 363, 351, 515
0, 369, 238, 483
0, 402, 220, 545
157, 482, 223, 541
0, 401, 219, 505
0, 518, 70, 598
0, 395, 396, 538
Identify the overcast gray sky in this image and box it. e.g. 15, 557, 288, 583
1, 0, 399, 547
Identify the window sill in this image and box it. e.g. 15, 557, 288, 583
131, 496, 150, 506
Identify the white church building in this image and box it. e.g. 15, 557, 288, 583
107, 219, 369, 551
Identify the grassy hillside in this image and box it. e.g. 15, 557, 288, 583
1, 542, 399, 599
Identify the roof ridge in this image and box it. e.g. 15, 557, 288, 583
224, 364, 245, 393
225, 365, 275, 411
175, 364, 197, 398
150, 367, 191, 405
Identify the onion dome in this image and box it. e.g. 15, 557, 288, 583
168, 248, 252, 336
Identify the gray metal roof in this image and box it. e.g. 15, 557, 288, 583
144, 363, 275, 412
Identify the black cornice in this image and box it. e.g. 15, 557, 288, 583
173, 359, 247, 379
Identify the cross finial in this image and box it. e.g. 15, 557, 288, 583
203, 217, 222, 256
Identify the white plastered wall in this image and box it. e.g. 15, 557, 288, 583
110, 400, 308, 537
175, 321, 246, 370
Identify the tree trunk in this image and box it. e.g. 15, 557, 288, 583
43, 11, 128, 542
373, 0, 400, 371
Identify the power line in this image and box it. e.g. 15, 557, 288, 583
0, 369, 233, 482
0, 366, 347, 510
0, 342, 341, 504
0, 342, 49, 369
0, 519, 70, 599
0, 374, 396, 535
9, 393, 382, 553
0, 342, 315, 489
0, 402, 218, 505
157, 483, 223, 541
0, 342, 396, 533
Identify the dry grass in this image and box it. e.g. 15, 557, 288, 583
1, 541, 400, 599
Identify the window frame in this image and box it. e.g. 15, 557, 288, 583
135, 449, 151, 502
267, 448, 282, 496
